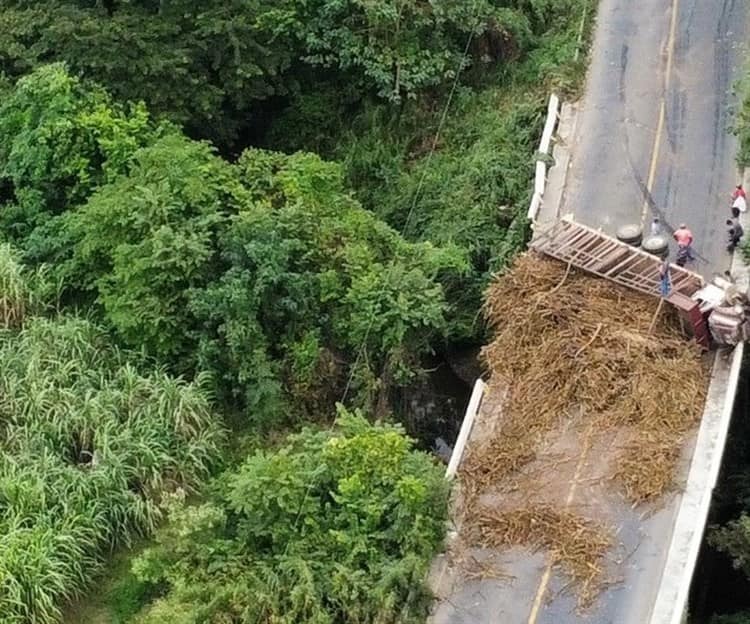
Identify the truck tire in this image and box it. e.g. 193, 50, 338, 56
616, 224, 643, 246
642, 235, 669, 258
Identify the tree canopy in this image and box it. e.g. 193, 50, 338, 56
0, 0, 548, 147
0, 63, 159, 263
0, 65, 468, 426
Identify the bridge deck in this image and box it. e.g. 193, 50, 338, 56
429, 343, 741, 624
429, 378, 700, 624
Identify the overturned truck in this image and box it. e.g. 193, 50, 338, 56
533, 217, 749, 347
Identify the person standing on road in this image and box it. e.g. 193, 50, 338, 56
659, 257, 671, 297
650, 217, 663, 237
732, 184, 747, 214
727, 218, 743, 253
673, 223, 696, 265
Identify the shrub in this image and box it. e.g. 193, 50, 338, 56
0, 64, 159, 263
64, 133, 244, 363
130, 408, 448, 623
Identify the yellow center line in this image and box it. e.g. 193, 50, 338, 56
641, 0, 681, 226
526, 2, 681, 621
525, 423, 594, 624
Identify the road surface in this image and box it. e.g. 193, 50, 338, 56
430, 0, 748, 622
564, 0, 747, 275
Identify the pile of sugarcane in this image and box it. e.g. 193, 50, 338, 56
457, 252, 707, 607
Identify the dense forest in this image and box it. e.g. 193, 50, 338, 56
0, 0, 637, 622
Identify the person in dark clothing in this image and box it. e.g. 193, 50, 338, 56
727, 218, 744, 252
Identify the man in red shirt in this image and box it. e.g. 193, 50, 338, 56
673, 223, 695, 264
673, 224, 693, 246
732, 184, 746, 201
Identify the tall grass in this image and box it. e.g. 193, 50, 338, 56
0, 316, 224, 623
0, 243, 29, 328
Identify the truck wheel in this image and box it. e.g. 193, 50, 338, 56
616, 224, 643, 246
642, 235, 669, 258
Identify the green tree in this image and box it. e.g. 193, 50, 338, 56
0, 1, 540, 147
131, 408, 448, 624
286, 0, 532, 101
190, 149, 468, 423
61, 135, 465, 423
711, 515, 750, 579
0, 63, 158, 263
64, 133, 246, 363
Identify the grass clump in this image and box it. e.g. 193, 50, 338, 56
0, 242, 31, 328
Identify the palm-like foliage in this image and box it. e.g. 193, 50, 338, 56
0, 316, 224, 623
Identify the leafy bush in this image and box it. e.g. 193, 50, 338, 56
0, 315, 224, 623
711, 515, 750, 579
130, 408, 448, 623
64, 132, 244, 362
340, 92, 540, 338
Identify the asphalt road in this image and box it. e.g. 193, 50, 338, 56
430, 0, 748, 622
563, 0, 747, 276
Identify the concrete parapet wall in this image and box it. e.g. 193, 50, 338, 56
648, 343, 743, 624
527, 94, 561, 223
445, 378, 485, 480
